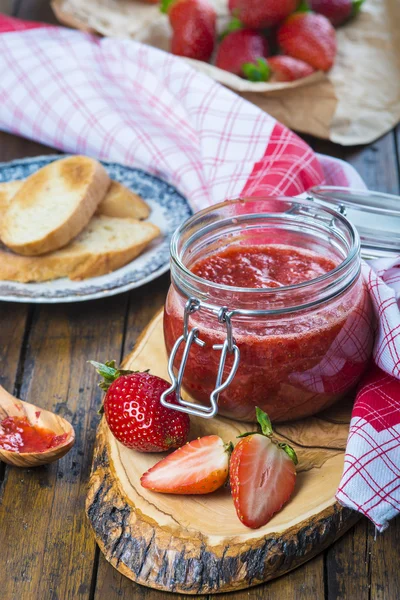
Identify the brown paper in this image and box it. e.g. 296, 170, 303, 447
52, 0, 400, 145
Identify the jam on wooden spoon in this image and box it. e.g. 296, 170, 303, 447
0, 416, 68, 454
0, 385, 75, 467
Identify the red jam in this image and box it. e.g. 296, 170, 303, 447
164, 243, 374, 422
191, 245, 337, 288
0, 416, 68, 453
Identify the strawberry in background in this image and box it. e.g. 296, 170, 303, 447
278, 9, 337, 71
310, 0, 365, 27
215, 29, 270, 81
268, 56, 315, 81
228, 0, 300, 29
161, 0, 216, 62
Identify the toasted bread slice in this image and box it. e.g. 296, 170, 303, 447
0, 216, 160, 283
0, 178, 150, 222
97, 181, 150, 219
1, 156, 110, 256
0, 180, 22, 209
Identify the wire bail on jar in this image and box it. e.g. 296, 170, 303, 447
160, 297, 240, 418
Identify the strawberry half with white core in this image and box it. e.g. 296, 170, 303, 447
141, 435, 232, 494
230, 408, 297, 529
90, 361, 190, 452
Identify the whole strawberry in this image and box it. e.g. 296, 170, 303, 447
268, 55, 315, 82
162, 0, 216, 62
278, 11, 337, 72
230, 408, 297, 529
91, 361, 190, 452
215, 29, 270, 80
228, 0, 299, 29
310, 0, 364, 27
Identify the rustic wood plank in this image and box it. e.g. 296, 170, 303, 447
93, 275, 171, 600
325, 520, 370, 600
216, 555, 325, 600
122, 274, 170, 358
0, 0, 15, 16
15, 0, 58, 23
0, 131, 59, 162
0, 130, 58, 486
313, 131, 400, 193
0, 304, 30, 392
95, 556, 208, 600
0, 294, 129, 600
369, 519, 400, 600
0, 302, 30, 489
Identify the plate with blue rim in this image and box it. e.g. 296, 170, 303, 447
0, 155, 192, 303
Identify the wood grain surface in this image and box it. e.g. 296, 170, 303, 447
0, 2, 399, 599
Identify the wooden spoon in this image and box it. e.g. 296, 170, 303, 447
0, 385, 75, 467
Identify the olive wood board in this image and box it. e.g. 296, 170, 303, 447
86, 309, 359, 594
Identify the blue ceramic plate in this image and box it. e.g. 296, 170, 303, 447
0, 155, 192, 303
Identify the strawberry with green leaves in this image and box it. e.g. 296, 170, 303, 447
91, 361, 190, 452
278, 7, 337, 72
215, 29, 270, 81
141, 435, 232, 494
228, 0, 299, 29
310, 0, 365, 27
230, 408, 297, 529
162, 0, 216, 62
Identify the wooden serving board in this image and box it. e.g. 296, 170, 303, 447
86, 310, 359, 594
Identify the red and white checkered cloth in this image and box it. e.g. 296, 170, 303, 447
0, 16, 399, 531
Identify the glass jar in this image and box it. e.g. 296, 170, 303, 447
163, 198, 374, 423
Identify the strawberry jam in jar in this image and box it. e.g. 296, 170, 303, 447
163, 198, 374, 422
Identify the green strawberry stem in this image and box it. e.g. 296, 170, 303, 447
224, 441, 234, 455
238, 407, 298, 465
89, 360, 136, 392
256, 406, 273, 436
296, 0, 311, 13
278, 443, 298, 465
242, 58, 270, 83
352, 0, 365, 17
220, 17, 243, 40
160, 0, 175, 14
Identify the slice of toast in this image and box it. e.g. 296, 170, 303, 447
0, 178, 150, 222
0, 215, 160, 283
97, 181, 150, 219
0, 181, 22, 212
0, 156, 110, 256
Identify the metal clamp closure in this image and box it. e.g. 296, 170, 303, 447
160, 298, 240, 419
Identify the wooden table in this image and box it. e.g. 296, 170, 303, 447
0, 1, 399, 599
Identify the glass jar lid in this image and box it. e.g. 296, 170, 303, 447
308, 186, 400, 259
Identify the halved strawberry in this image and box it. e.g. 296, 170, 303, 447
141, 435, 232, 494
230, 408, 297, 529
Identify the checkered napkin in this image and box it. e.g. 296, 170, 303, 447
0, 16, 398, 531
